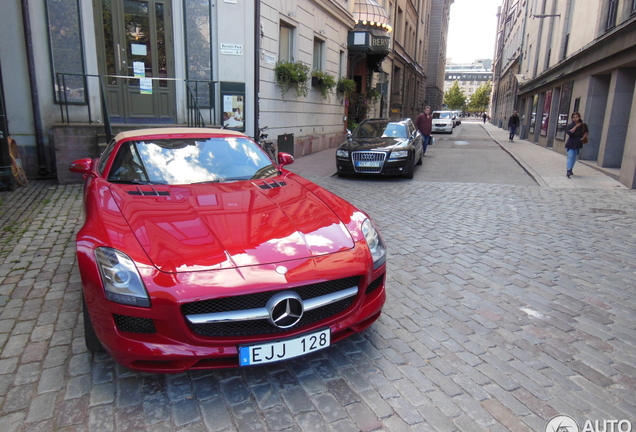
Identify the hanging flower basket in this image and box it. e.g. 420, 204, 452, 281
274, 60, 310, 98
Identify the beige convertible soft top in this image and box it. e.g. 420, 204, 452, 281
113, 127, 247, 141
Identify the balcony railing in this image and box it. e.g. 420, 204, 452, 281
55, 73, 215, 141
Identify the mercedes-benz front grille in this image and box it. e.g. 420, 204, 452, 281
352, 151, 386, 173
181, 276, 361, 337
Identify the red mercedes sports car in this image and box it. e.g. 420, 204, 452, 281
70, 128, 386, 373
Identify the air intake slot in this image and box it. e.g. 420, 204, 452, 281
127, 187, 170, 196
256, 180, 287, 190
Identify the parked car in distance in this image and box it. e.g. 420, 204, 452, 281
335, 118, 423, 179
432, 111, 454, 133
69, 127, 387, 373
452, 110, 462, 126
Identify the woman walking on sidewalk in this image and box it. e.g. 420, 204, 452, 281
565, 112, 589, 178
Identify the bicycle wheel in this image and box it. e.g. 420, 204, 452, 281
265, 142, 276, 161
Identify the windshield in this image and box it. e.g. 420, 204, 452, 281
353, 121, 408, 139
433, 112, 452, 119
107, 137, 277, 185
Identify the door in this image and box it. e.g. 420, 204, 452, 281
96, 0, 175, 123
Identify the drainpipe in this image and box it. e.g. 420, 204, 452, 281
254, 0, 260, 141
21, 0, 49, 176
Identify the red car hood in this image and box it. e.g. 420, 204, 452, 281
108, 178, 355, 273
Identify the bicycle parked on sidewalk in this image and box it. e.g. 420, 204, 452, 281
255, 126, 277, 161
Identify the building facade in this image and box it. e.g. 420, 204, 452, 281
425, 0, 454, 110
0, 0, 257, 184
491, 0, 636, 189
444, 60, 493, 101
0, 0, 451, 185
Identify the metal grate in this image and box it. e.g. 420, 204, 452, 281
182, 276, 361, 337
113, 314, 156, 334
189, 298, 354, 337
365, 273, 385, 294
351, 151, 386, 173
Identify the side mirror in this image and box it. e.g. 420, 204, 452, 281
347, 129, 352, 139
69, 158, 94, 174
277, 152, 294, 167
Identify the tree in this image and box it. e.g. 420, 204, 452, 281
468, 81, 492, 113
444, 80, 466, 110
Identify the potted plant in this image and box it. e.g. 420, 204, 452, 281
336, 77, 356, 98
274, 60, 310, 98
311, 70, 337, 99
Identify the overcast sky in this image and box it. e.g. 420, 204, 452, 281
446, 0, 502, 63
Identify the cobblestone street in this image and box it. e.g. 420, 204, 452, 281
1, 155, 636, 430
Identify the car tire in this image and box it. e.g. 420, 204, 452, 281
83, 293, 104, 353
403, 158, 415, 179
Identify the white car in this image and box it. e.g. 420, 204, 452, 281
432, 111, 454, 134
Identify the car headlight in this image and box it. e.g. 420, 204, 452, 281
390, 150, 408, 159
362, 219, 386, 270
95, 247, 150, 307
336, 149, 349, 158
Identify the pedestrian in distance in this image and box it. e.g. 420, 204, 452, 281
564, 111, 589, 178
508, 110, 520, 141
482, 112, 488, 123
415, 106, 433, 155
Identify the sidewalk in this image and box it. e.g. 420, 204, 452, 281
481, 122, 625, 189
286, 123, 627, 189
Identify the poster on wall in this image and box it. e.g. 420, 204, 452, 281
556, 82, 573, 140
540, 90, 552, 136
222, 95, 244, 130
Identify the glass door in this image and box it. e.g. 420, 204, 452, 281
98, 0, 175, 123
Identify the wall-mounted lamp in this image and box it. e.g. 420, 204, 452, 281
532, 14, 561, 18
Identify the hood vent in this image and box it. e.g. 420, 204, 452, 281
255, 180, 287, 190
127, 187, 170, 196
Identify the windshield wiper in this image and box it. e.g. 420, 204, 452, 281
192, 179, 221, 184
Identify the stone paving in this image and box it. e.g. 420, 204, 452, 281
1, 135, 636, 431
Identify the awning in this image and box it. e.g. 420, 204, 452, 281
353, 0, 392, 33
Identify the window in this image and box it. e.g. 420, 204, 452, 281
185, 0, 211, 107
392, 66, 402, 95
279, 22, 294, 62
395, 7, 403, 45
633, 0, 636, 14
339, 51, 345, 78
47, 0, 86, 104
313, 38, 324, 71
606, 0, 618, 30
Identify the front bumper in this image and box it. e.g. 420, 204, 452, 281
82, 250, 386, 373
336, 154, 411, 176
432, 124, 453, 133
